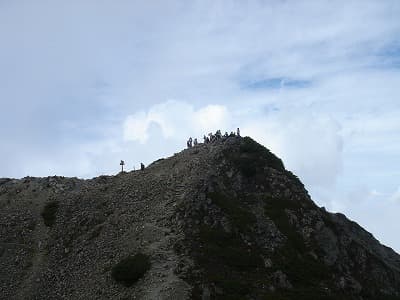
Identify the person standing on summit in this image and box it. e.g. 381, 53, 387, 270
237, 127, 240, 137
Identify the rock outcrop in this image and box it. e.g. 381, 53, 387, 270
1, 136, 399, 299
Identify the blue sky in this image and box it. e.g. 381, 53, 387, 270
1, 1, 400, 251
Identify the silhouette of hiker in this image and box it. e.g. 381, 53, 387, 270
216, 130, 222, 139
141, 163, 145, 171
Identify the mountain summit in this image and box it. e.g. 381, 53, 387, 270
1, 136, 400, 299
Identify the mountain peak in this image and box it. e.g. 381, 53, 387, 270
1, 136, 400, 299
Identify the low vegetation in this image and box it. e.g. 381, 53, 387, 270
41, 201, 59, 227
224, 136, 285, 177
284, 169, 304, 188
111, 253, 151, 287
195, 225, 264, 298
207, 192, 256, 231
191, 191, 264, 298
264, 197, 331, 297
199, 225, 262, 269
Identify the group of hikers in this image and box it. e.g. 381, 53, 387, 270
187, 128, 241, 148
120, 128, 241, 172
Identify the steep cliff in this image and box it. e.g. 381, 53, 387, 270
1, 136, 399, 299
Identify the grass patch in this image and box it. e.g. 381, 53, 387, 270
265, 289, 342, 300
111, 253, 151, 287
189, 192, 264, 298
264, 197, 330, 287
194, 225, 265, 298
264, 198, 305, 251
224, 137, 285, 178
41, 201, 59, 227
284, 170, 304, 189
208, 272, 251, 300
239, 137, 285, 172
208, 192, 256, 230
199, 226, 262, 269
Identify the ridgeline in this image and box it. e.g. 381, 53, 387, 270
1, 136, 400, 299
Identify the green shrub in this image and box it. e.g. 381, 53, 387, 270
208, 192, 256, 230
111, 253, 151, 287
224, 137, 285, 178
240, 137, 285, 171
284, 170, 304, 188
198, 225, 263, 270
264, 197, 330, 286
195, 225, 264, 298
193, 275, 251, 300
41, 201, 59, 227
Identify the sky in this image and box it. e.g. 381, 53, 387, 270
1, 1, 400, 251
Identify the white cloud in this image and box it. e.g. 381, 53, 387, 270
123, 101, 230, 143
122, 100, 344, 190
123, 112, 150, 143
193, 105, 230, 133
0, 1, 400, 251
241, 112, 343, 188
390, 187, 400, 203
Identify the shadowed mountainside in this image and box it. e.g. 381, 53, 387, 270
1, 136, 400, 299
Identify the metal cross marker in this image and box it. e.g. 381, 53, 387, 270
120, 160, 125, 172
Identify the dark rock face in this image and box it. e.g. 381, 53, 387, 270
0, 136, 399, 300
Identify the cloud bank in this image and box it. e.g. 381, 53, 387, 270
123, 101, 230, 143
0, 1, 399, 251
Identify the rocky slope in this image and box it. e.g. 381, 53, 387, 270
1, 136, 400, 300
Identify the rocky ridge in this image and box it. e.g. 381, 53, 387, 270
0, 136, 400, 299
